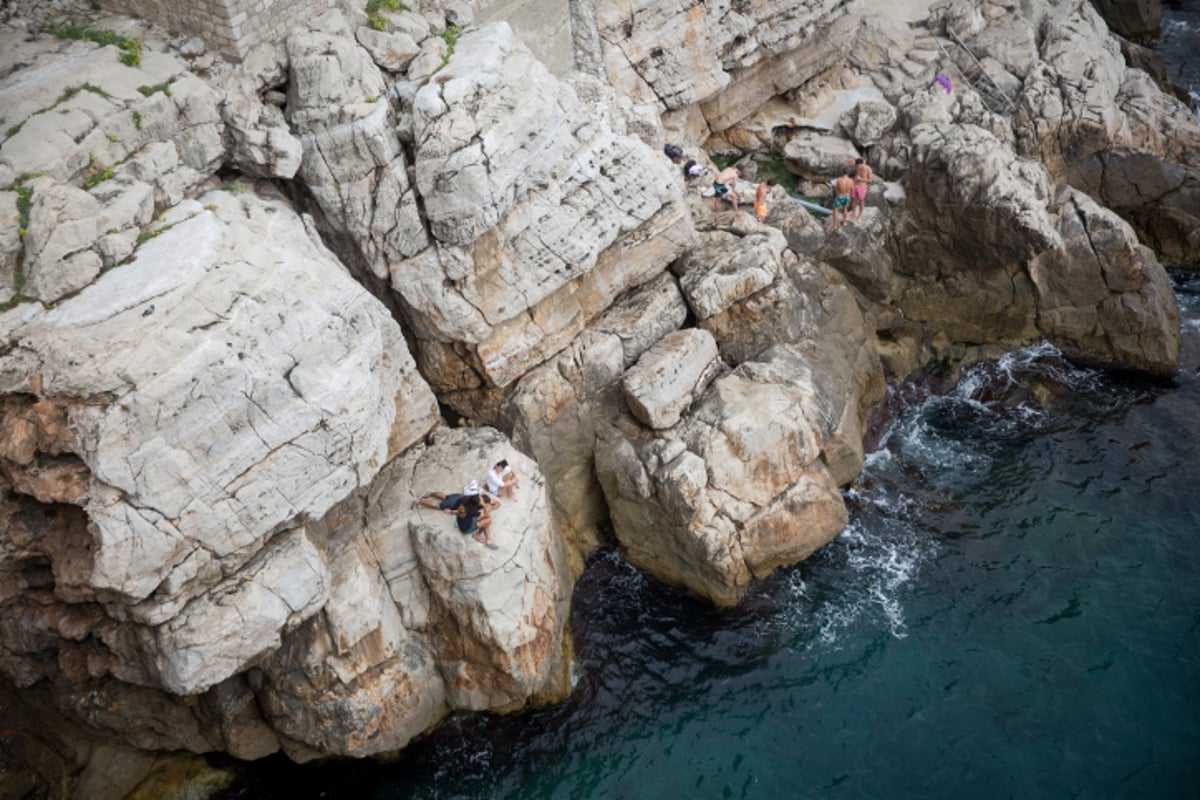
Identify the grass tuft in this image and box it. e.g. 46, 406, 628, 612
365, 0, 408, 31
51, 21, 142, 67
137, 82, 172, 98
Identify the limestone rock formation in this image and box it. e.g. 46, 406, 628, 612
397, 23, 695, 390
0, 191, 443, 745
898, 122, 1180, 374
254, 426, 571, 759
594, 218, 885, 605
286, 14, 428, 279
1010, 0, 1200, 266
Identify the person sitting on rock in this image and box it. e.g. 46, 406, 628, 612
485, 459, 519, 500
712, 164, 741, 215
830, 167, 855, 231
415, 489, 497, 548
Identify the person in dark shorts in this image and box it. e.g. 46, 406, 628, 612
415, 491, 496, 548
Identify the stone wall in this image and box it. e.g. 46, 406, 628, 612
97, 0, 337, 58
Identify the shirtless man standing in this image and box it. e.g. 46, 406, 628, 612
851, 158, 874, 223
713, 165, 741, 215
830, 168, 855, 231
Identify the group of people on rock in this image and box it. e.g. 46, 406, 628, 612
664, 142, 875, 231
414, 459, 520, 550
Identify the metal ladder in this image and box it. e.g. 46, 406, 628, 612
935, 25, 1017, 114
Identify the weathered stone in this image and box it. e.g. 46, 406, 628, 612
1089, 0, 1163, 41
672, 227, 787, 320
622, 329, 722, 430
0, 193, 439, 616
356, 27, 421, 72
782, 132, 861, 180
21, 183, 101, 303
156, 530, 329, 696
288, 29, 427, 277
398, 23, 694, 388
840, 99, 898, 148
222, 43, 304, 179
0, 192, 22, 301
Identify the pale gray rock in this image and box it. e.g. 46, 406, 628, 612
592, 273, 689, 368
221, 44, 304, 179
356, 27, 421, 72
1013, 0, 1200, 265
155, 530, 329, 695
0, 192, 20, 301
389, 10, 432, 42
405, 36, 448, 83
597, 347, 852, 606
288, 29, 428, 278
0, 193, 439, 616
840, 99, 898, 149
21, 183, 101, 302
672, 227, 788, 320
498, 277, 688, 563
898, 122, 1179, 374
399, 23, 694, 389
622, 329, 722, 430
1029, 187, 1180, 375
782, 132, 860, 180
968, 17, 1038, 77
255, 426, 571, 758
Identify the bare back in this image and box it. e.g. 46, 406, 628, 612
834, 175, 855, 196
715, 167, 739, 187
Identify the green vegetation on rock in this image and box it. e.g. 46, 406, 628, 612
83, 155, 114, 189
365, 0, 408, 31
51, 21, 143, 67
137, 82, 172, 98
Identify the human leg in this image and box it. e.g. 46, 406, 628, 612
415, 491, 447, 509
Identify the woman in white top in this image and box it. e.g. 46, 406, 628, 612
485, 459, 519, 500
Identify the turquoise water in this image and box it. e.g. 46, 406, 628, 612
220, 277, 1200, 798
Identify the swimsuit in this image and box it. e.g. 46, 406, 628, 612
713, 181, 730, 197
439, 493, 481, 534
834, 195, 851, 210
852, 183, 868, 201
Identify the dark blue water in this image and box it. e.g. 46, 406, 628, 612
1161, 0, 1200, 112
219, 276, 1200, 799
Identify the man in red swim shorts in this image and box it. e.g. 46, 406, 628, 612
851, 157, 874, 223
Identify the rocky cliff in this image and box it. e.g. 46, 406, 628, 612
0, 0, 1193, 794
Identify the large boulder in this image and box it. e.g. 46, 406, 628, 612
0, 191, 440, 707
899, 122, 1179, 374
1088, 0, 1163, 41
597, 345, 852, 607
1014, 0, 1200, 266
397, 23, 694, 390
286, 21, 428, 279
254, 426, 572, 759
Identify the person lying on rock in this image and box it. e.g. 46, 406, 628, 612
485, 459, 519, 500
830, 167, 855, 232
712, 164, 741, 215
415, 489, 497, 548
465, 479, 501, 511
